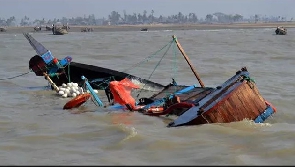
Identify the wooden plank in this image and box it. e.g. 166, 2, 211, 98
201, 81, 267, 124
234, 86, 254, 119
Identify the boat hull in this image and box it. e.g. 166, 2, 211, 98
0, 27, 7, 32
53, 27, 68, 35
24, 33, 164, 91
275, 27, 287, 35
50, 61, 165, 90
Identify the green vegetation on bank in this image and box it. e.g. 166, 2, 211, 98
0, 10, 291, 27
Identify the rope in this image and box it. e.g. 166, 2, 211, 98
135, 39, 174, 99
0, 70, 32, 80
172, 39, 178, 92
84, 39, 176, 93
243, 76, 255, 83
147, 42, 172, 81
67, 62, 71, 83
89, 76, 116, 90
122, 38, 175, 73
79, 38, 179, 106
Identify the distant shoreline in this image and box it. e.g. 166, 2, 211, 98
1, 22, 295, 34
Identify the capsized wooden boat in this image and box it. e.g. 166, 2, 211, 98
98, 35, 277, 127
275, 26, 287, 35
23, 33, 165, 91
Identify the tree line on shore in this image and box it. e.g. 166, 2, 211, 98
0, 10, 290, 27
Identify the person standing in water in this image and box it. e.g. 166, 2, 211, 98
52, 24, 55, 35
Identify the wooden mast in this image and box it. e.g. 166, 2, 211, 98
172, 35, 205, 88
43, 72, 59, 92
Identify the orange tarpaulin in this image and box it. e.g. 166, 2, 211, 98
109, 78, 140, 110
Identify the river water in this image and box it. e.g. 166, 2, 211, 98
0, 27, 294, 165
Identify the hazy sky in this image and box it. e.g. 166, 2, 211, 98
1, 0, 294, 21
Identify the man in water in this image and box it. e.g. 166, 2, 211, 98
52, 24, 55, 35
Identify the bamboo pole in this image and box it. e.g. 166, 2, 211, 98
43, 72, 59, 92
172, 35, 205, 87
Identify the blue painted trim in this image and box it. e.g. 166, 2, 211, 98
107, 103, 125, 110
41, 50, 54, 64
175, 84, 197, 95
47, 56, 72, 75
81, 76, 104, 107
59, 56, 72, 66
254, 105, 275, 123
142, 84, 197, 110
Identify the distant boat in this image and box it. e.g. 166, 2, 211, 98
45, 25, 52, 31
275, 26, 287, 35
81, 27, 93, 32
52, 24, 69, 35
141, 28, 148, 31
0, 27, 6, 32
33, 26, 42, 32
52, 27, 68, 35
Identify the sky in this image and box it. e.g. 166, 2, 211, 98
1, 0, 295, 21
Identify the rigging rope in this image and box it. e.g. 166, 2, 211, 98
122, 38, 175, 73
77, 38, 181, 105
0, 70, 32, 80
88, 38, 177, 93
67, 62, 71, 83
135, 39, 174, 98
172, 39, 178, 92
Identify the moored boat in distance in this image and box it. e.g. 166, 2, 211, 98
81, 27, 93, 32
52, 23, 69, 35
275, 26, 287, 35
0, 27, 7, 32
52, 27, 68, 35
45, 25, 52, 31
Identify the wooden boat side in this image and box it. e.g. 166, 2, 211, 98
200, 81, 266, 124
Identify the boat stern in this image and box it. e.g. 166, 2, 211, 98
168, 67, 277, 127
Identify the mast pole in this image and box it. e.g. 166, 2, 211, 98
172, 35, 205, 88
43, 72, 59, 93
